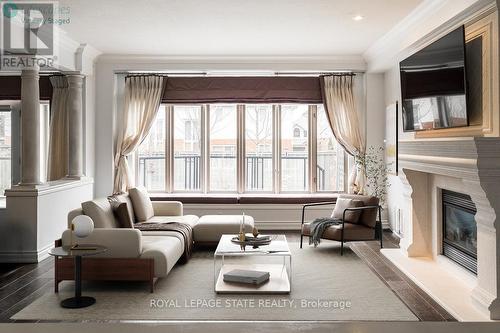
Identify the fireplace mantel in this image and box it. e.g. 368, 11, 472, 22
399, 137, 500, 178
382, 137, 500, 320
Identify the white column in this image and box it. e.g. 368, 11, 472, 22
20, 66, 41, 186
66, 74, 84, 178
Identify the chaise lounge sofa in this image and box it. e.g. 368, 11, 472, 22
54, 191, 254, 292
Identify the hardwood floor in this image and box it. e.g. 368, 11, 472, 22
349, 233, 456, 321
0, 231, 455, 323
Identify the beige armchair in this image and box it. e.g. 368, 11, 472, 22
300, 194, 383, 255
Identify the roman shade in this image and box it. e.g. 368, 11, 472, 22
0, 76, 53, 100
162, 76, 322, 104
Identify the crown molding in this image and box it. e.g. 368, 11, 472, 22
363, 0, 496, 73
96, 54, 367, 72
50, 26, 102, 74
75, 43, 102, 75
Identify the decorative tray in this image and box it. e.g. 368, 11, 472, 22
230, 235, 272, 246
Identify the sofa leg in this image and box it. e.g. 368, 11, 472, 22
150, 278, 158, 293
54, 280, 59, 293
340, 242, 344, 256
300, 234, 303, 249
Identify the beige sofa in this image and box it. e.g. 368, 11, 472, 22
56, 193, 259, 292
55, 194, 199, 292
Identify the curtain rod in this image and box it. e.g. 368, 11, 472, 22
119, 71, 363, 77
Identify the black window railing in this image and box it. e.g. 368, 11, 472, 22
138, 153, 335, 191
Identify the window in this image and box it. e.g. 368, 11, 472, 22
0, 109, 11, 197
316, 105, 345, 191
209, 105, 237, 192
281, 105, 308, 192
174, 105, 201, 191
0, 102, 51, 197
136, 103, 347, 194
138, 105, 166, 191
245, 104, 273, 192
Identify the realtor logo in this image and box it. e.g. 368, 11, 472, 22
1, 1, 54, 56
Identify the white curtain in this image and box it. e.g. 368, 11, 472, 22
113, 75, 165, 194
47, 75, 69, 181
321, 75, 366, 194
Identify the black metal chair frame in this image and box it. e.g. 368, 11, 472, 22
300, 201, 383, 255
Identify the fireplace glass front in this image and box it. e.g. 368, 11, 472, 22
442, 189, 477, 274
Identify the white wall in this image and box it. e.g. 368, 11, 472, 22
1, 180, 93, 262
365, 73, 387, 150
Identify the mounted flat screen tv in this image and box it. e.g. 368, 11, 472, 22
400, 26, 468, 132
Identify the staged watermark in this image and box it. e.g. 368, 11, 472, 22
150, 298, 352, 310
0, 1, 58, 70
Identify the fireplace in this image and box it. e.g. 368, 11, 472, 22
442, 189, 477, 274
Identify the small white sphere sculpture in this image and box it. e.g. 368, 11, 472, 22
72, 215, 94, 238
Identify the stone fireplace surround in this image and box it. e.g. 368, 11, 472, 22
381, 137, 500, 321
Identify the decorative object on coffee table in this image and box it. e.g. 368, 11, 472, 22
49, 245, 107, 308
230, 235, 272, 247
252, 226, 259, 238
238, 212, 246, 242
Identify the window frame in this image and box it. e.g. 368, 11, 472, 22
243, 104, 275, 194
0, 106, 12, 198
170, 104, 204, 193
278, 104, 312, 194
207, 103, 239, 194
135, 103, 348, 194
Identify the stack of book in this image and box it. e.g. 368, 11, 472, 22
223, 269, 270, 285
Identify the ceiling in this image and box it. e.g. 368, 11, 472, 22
58, 0, 423, 56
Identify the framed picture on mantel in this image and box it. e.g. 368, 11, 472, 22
385, 101, 398, 175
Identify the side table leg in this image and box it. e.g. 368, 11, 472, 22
75, 255, 82, 299
60, 255, 96, 308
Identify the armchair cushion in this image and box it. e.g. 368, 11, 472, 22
129, 187, 155, 222
302, 222, 375, 241
331, 198, 363, 224
338, 194, 379, 228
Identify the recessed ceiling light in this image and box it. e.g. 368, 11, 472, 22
352, 15, 364, 21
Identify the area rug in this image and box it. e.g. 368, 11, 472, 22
12, 241, 417, 321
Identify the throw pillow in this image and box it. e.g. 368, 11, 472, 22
108, 193, 136, 224
331, 198, 364, 224
110, 202, 135, 228
128, 187, 155, 222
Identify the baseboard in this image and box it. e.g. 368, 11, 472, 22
256, 221, 301, 230
382, 220, 391, 230
258, 220, 392, 231
0, 243, 52, 263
